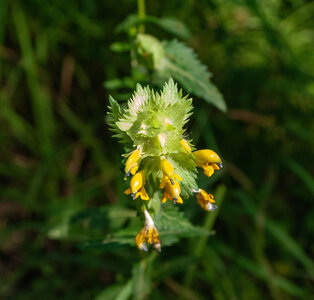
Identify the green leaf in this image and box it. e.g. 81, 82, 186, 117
95, 284, 126, 300
154, 17, 190, 40
158, 39, 227, 112
116, 14, 190, 39
155, 202, 212, 246
132, 253, 156, 300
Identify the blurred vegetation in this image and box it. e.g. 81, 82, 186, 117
1, 0, 314, 299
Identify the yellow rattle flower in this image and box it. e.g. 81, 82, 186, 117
161, 179, 183, 204
193, 149, 223, 177
124, 148, 141, 178
135, 210, 161, 251
124, 170, 149, 200
195, 188, 217, 211
160, 159, 182, 185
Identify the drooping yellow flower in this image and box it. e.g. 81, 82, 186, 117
196, 189, 217, 211
161, 179, 183, 204
193, 149, 223, 177
180, 139, 192, 153
124, 170, 149, 200
135, 210, 161, 251
160, 159, 182, 185
124, 149, 141, 178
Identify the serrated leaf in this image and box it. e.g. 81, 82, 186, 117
155, 202, 212, 244
158, 39, 227, 112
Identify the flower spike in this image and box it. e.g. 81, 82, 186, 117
107, 80, 224, 251
124, 148, 141, 179
124, 170, 149, 200
135, 210, 161, 252
195, 189, 217, 211
193, 149, 223, 177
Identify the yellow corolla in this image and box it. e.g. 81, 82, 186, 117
135, 210, 161, 251
193, 149, 223, 178
160, 159, 182, 185
124, 170, 149, 200
180, 139, 191, 153
124, 149, 141, 178
196, 189, 217, 211
161, 179, 183, 204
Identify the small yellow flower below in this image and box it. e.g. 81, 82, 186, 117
135, 210, 161, 251
196, 189, 217, 211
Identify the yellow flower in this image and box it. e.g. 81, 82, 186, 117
161, 179, 183, 204
180, 139, 192, 153
135, 210, 161, 251
195, 189, 217, 211
124, 170, 149, 200
160, 158, 182, 185
124, 149, 141, 178
193, 149, 223, 177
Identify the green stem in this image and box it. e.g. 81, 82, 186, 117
137, 0, 146, 33
183, 184, 226, 288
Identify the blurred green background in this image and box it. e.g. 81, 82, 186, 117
1, 0, 314, 299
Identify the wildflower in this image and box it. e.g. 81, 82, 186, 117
135, 210, 161, 251
195, 188, 217, 211
161, 159, 182, 185
108, 80, 222, 251
180, 139, 192, 153
124, 170, 149, 200
161, 179, 183, 204
124, 148, 141, 178
193, 149, 223, 177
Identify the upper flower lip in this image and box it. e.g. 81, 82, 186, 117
193, 149, 222, 165
124, 149, 141, 178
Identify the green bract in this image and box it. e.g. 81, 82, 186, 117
108, 79, 197, 197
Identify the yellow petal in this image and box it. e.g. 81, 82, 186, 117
160, 175, 168, 189
130, 165, 139, 175
177, 196, 183, 204
161, 192, 169, 203
125, 149, 141, 176
135, 228, 148, 251
124, 188, 131, 195
139, 186, 149, 200
202, 164, 214, 177
180, 139, 191, 153
212, 163, 220, 170
130, 170, 145, 194
174, 173, 182, 181
193, 149, 222, 166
